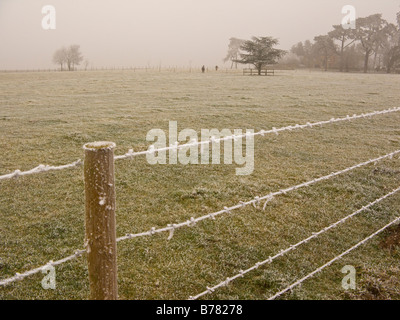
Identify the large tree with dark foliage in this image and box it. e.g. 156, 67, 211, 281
235, 37, 286, 75
354, 14, 388, 73
382, 22, 400, 73
313, 35, 337, 71
328, 25, 356, 72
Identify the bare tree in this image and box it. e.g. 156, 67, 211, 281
84, 59, 90, 71
53, 45, 84, 71
66, 45, 84, 71
52, 47, 67, 71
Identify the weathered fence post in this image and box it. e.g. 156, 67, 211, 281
83, 142, 118, 300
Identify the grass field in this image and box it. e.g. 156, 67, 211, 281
0, 69, 400, 300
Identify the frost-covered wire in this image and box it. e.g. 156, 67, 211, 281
2, 108, 399, 178
0, 160, 82, 181
0, 249, 86, 287
118, 149, 400, 243
114, 107, 400, 160
268, 215, 400, 300
188, 186, 400, 300
4, 149, 396, 286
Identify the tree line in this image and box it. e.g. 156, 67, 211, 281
290, 12, 400, 73
224, 10, 400, 74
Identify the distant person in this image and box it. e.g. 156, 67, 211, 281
215, 66, 219, 71
201, 65, 205, 73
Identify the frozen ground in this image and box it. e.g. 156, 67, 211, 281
0, 69, 399, 300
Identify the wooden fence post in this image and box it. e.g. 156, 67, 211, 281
83, 142, 118, 300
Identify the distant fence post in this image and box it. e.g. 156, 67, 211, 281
83, 142, 118, 300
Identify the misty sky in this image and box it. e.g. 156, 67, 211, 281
0, 0, 399, 69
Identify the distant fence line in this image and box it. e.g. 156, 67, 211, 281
0, 66, 245, 74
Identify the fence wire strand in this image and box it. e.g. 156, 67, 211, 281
1, 107, 399, 181
188, 186, 400, 300
267, 216, 400, 300
0, 160, 82, 181
1, 149, 399, 288
114, 107, 400, 160
118, 149, 400, 243
0, 249, 86, 287
1, 107, 400, 293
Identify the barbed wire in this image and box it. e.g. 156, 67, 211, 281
267, 215, 400, 300
0, 249, 86, 287
1, 107, 399, 180
0, 160, 82, 181
114, 107, 400, 160
188, 185, 400, 300
1, 149, 399, 287
118, 149, 400, 243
